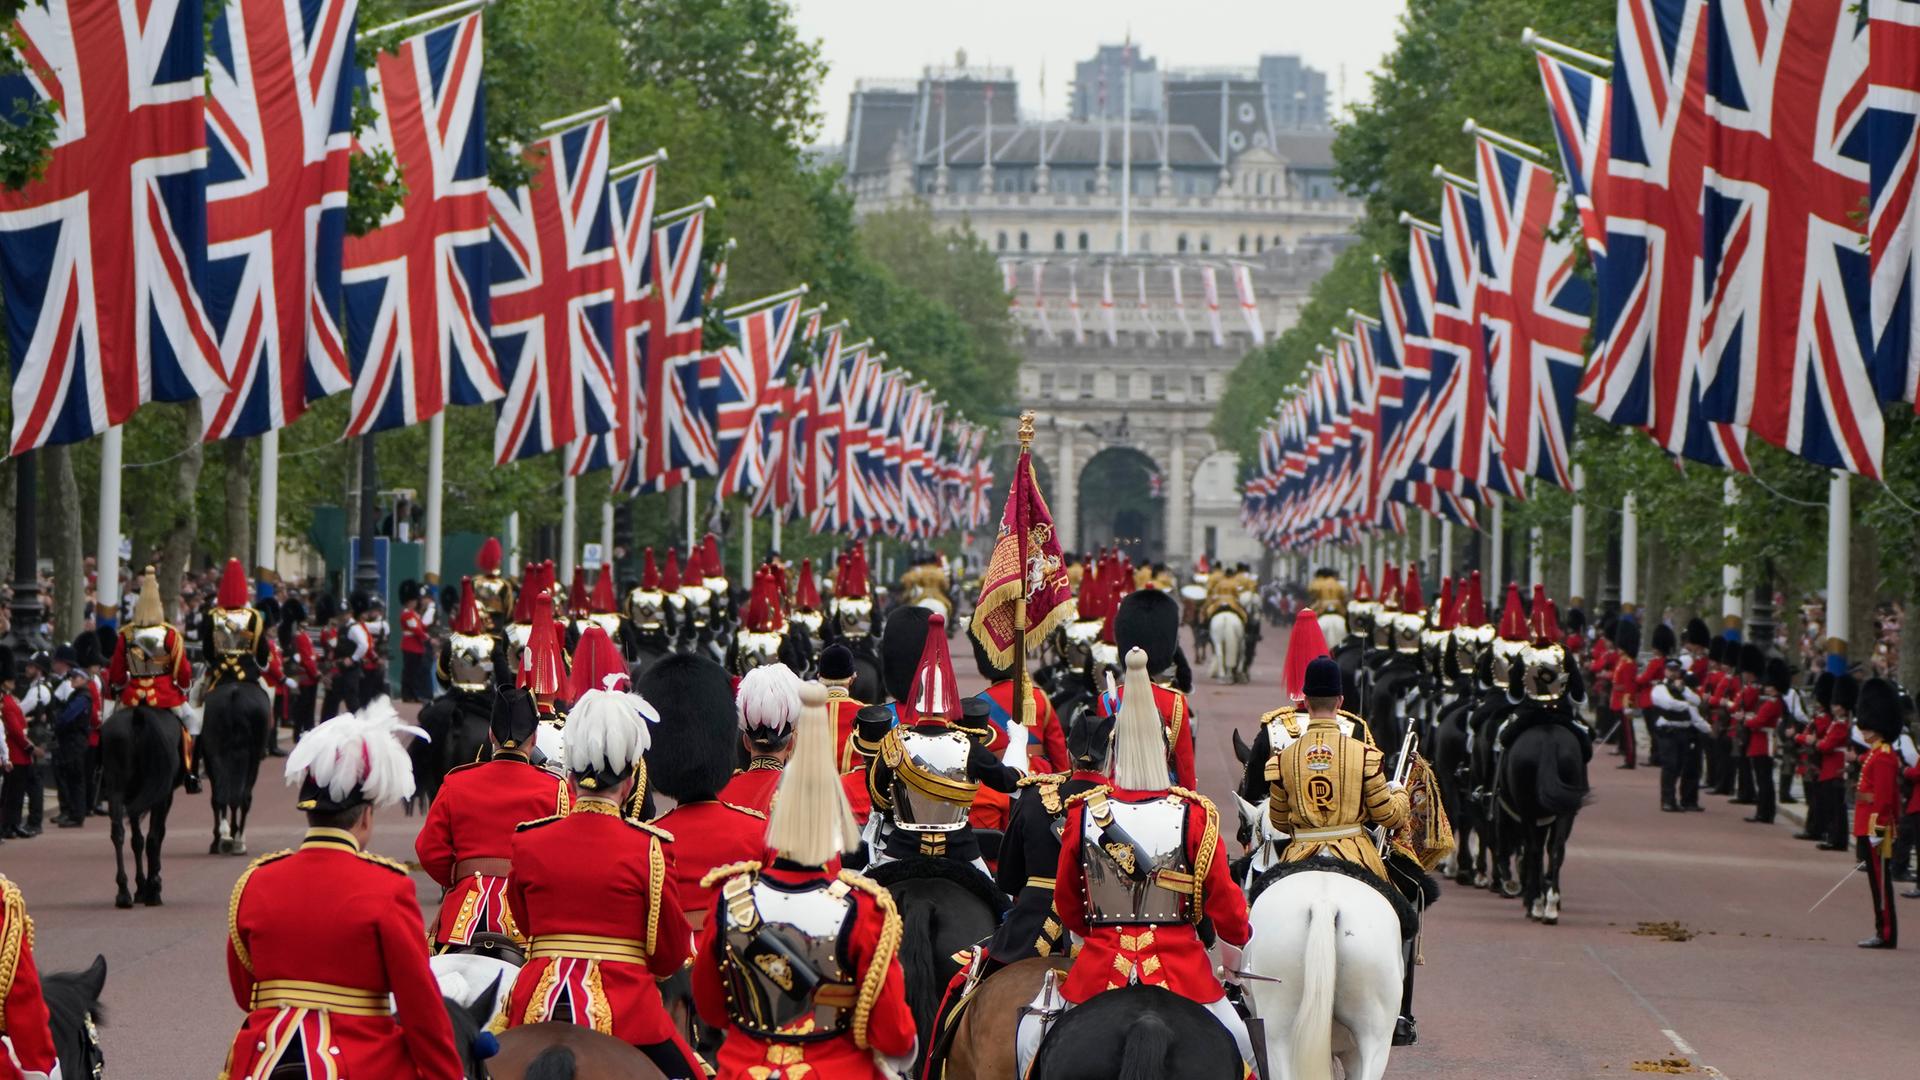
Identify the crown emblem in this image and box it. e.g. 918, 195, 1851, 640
1304, 741, 1335, 772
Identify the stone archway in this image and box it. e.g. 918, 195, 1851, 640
1078, 445, 1164, 564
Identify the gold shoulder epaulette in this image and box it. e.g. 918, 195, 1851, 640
1, 874, 31, 1016
515, 814, 565, 832
837, 870, 901, 1051
227, 850, 295, 975
1016, 771, 1067, 788
1258, 706, 1297, 726
443, 759, 487, 779
357, 851, 411, 876
1062, 784, 1113, 808
698, 860, 764, 890
1167, 785, 1218, 814
720, 801, 768, 821
626, 818, 675, 843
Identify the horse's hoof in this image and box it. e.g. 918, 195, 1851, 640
209, 840, 223, 855
231, 840, 247, 856
143, 891, 163, 907
1501, 882, 1522, 900
114, 893, 133, 910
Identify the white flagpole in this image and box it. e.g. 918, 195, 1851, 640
1489, 497, 1505, 584
1720, 474, 1742, 635
560, 472, 578, 580
1121, 35, 1132, 257
1824, 472, 1849, 671
1418, 511, 1432, 583
96, 425, 124, 622
256, 428, 279, 578
1568, 464, 1587, 609
772, 508, 783, 554
600, 499, 614, 574
1439, 518, 1454, 581
742, 505, 754, 583
686, 477, 698, 552
1620, 492, 1639, 615
424, 412, 444, 582
507, 511, 521, 570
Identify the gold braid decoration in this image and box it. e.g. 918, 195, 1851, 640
1060, 785, 1113, 809
698, 860, 765, 891
0, 877, 27, 1032
1168, 788, 1218, 924
838, 870, 902, 1050
646, 837, 664, 958
226, 851, 293, 975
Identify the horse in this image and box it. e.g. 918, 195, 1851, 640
1241, 864, 1405, 1080
1430, 699, 1490, 888
866, 857, 1006, 1076
415, 691, 494, 801
199, 679, 271, 855
1498, 722, 1589, 924
490, 1025, 664, 1080
1028, 985, 1242, 1080
41, 955, 107, 1080
936, 956, 1071, 1080
100, 703, 184, 908
1208, 607, 1248, 684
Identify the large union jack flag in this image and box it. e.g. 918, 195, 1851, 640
1696, 0, 1880, 476
341, 12, 499, 436
1473, 136, 1590, 490
489, 114, 617, 464
637, 207, 716, 485
1418, 183, 1521, 498
200, 0, 357, 440
1869, 0, 1919, 407
1535, 48, 1612, 260
714, 295, 802, 498
0, 0, 227, 455
586, 158, 657, 486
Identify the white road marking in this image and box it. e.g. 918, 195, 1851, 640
1663, 1029, 1694, 1055
1584, 947, 1732, 1078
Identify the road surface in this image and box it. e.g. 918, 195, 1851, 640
6, 631, 1911, 1078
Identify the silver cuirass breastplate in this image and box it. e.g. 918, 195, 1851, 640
125, 625, 173, 678
444, 631, 496, 691
721, 876, 855, 1040
889, 727, 974, 832
1081, 795, 1192, 926
210, 607, 257, 655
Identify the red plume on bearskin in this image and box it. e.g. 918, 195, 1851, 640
1459, 570, 1487, 626
1400, 564, 1424, 614
476, 536, 502, 573
1497, 582, 1529, 641
568, 624, 627, 700
795, 558, 821, 610
1433, 577, 1456, 632
518, 587, 567, 698
450, 577, 484, 635
1283, 608, 1331, 702
640, 547, 659, 590
589, 568, 617, 615
1353, 564, 1374, 602
908, 613, 961, 723
217, 557, 250, 609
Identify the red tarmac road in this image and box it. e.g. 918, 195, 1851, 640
5, 631, 1913, 1078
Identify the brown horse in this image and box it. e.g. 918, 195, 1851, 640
488, 1023, 665, 1080
936, 956, 1072, 1080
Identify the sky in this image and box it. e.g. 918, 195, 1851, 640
790, 0, 1410, 143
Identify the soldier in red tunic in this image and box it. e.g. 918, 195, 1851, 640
969, 631, 1068, 774
1103, 589, 1198, 790
503, 681, 703, 1075
107, 566, 199, 793
1851, 678, 1903, 949
222, 702, 462, 1080
718, 662, 802, 815
692, 681, 917, 1080
415, 685, 567, 955
0, 874, 58, 1080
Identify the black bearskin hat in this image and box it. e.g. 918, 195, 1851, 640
1814, 671, 1835, 709
878, 606, 933, 704
256, 596, 281, 629
1683, 616, 1711, 648
349, 589, 375, 616
1612, 619, 1641, 660
1650, 622, 1677, 656
637, 652, 738, 801
0, 645, 14, 684
818, 642, 855, 681
1765, 656, 1791, 693
1853, 677, 1906, 741
1114, 589, 1181, 673
73, 632, 101, 669
315, 593, 340, 622
1832, 673, 1859, 712
1564, 607, 1588, 635
970, 630, 1012, 682
1738, 642, 1764, 678
282, 598, 308, 626
91, 627, 116, 666
1707, 637, 1728, 665
490, 686, 540, 751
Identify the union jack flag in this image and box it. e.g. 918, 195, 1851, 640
714, 295, 801, 498
1473, 136, 1590, 490
1869, 0, 1920, 406
1417, 186, 1521, 497
341, 12, 500, 436
752, 307, 827, 519
1696, 0, 1879, 476
1534, 48, 1612, 259
796, 325, 845, 519
489, 114, 617, 464
590, 159, 657, 487
0, 0, 227, 455
200, 0, 356, 440
1573, 0, 1746, 470
638, 208, 716, 484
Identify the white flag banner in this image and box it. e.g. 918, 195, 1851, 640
1067, 264, 1087, 345
1200, 265, 1227, 347
1001, 261, 1019, 309
1031, 262, 1054, 340
1100, 264, 1119, 344
1136, 266, 1155, 338
1170, 265, 1196, 345
1233, 264, 1265, 345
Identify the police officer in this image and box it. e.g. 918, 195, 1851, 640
49, 644, 94, 828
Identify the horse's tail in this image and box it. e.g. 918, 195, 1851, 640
123, 709, 180, 813
1288, 897, 1338, 1080
1115, 1011, 1174, 1080
1535, 728, 1590, 817
523, 1045, 576, 1080
897, 891, 941, 1041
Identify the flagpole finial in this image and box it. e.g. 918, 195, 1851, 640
1018, 411, 1036, 449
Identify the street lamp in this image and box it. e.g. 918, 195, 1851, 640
353, 435, 380, 598
4, 450, 50, 655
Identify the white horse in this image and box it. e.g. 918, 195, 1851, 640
431, 951, 518, 1017
1242, 870, 1403, 1080
1209, 608, 1247, 683
1233, 793, 1289, 890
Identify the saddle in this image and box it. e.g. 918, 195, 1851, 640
1247, 855, 1424, 939
863, 854, 1010, 919
438, 932, 526, 966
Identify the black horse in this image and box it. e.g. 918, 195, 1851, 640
867, 856, 1006, 1076
41, 955, 107, 1080
100, 703, 184, 907
1499, 721, 1589, 924
199, 679, 270, 855
441, 983, 502, 1080
413, 690, 493, 806
1431, 695, 1491, 888
1030, 985, 1243, 1080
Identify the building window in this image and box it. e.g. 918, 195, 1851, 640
1151, 374, 1167, 400
1078, 231, 1089, 252
1177, 233, 1189, 253
997, 231, 1008, 251
1139, 232, 1151, 252
1199, 234, 1212, 253
1255, 236, 1265, 253
1190, 374, 1206, 400
1054, 231, 1066, 252
1039, 372, 1055, 397
1116, 373, 1131, 399
1080, 372, 1095, 398
1238, 234, 1248, 253
1019, 231, 1029, 251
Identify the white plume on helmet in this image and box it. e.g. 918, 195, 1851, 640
736, 662, 803, 736
1112, 647, 1171, 791
284, 696, 428, 808
765, 682, 861, 866
565, 675, 659, 778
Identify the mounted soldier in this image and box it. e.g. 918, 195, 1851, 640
622, 547, 680, 669
419, 576, 510, 776
198, 557, 277, 856
106, 566, 198, 794
471, 536, 516, 632
1106, 587, 1199, 789
717, 662, 804, 816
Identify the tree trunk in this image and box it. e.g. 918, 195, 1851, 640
157, 405, 204, 623
222, 437, 250, 565
43, 442, 85, 640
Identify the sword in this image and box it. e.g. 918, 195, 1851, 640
1807, 861, 1866, 915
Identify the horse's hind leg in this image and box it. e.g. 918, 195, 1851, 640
145, 799, 170, 905
110, 801, 132, 909
232, 794, 250, 856
129, 812, 150, 905
1544, 818, 1572, 924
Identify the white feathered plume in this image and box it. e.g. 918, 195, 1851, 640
736, 662, 803, 736
765, 682, 861, 866
284, 695, 429, 808
1112, 647, 1171, 791
565, 675, 659, 778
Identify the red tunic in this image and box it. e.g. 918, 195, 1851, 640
2, 697, 29, 767
223, 831, 462, 1080
1608, 655, 1637, 713
401, 609, 430, 655
648, 800, 768, 920
717, 764, 785, 816
1855, 744, 1901, 838
1633, 656, 1666, 710
505, 804, 690, 1046
1744, 696, 1781, 758
291, 633, 321, 682
1054, 787, 1248, 1005
414, 757, 567, 945
1, 876, 57, 1080
840, 770, 873, 824
1813, 715, 1852, 782
826, 690, 866, 773
1101, 685, 1197, 790
690, 861, 918, 1079
979, 680, 1070, 773
106, 625, 191, 709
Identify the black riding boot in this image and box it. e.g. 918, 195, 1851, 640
1393, 937, 1418, 1045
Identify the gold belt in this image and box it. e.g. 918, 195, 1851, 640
251, 980, 390, 1017
1025, 876, 1056, 890
529, 933, 650, 964
1291, 824, 1365, 842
